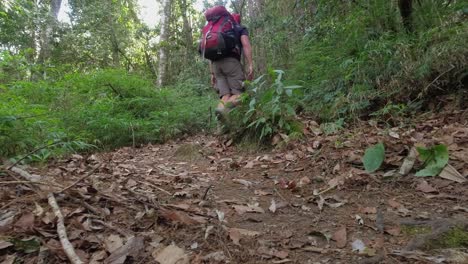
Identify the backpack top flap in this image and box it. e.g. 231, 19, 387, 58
205, 6, 230, 21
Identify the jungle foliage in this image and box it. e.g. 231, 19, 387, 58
0, 0, 466, 161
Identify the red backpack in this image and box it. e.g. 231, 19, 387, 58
199, 6, 240, 61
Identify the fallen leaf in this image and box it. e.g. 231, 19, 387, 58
205, 226, 214, 239
332, 226, 347, 248
416, 180, 438, 193
285, 153, 296, 161
202, 251, 226, 262
388, 199, 402, 209
438, 164, 466, 183
228, 228, 260, 245
104, 236, 144, 264
0, 240, 13, 250
399, 147, 417, 175
0, 211, 16, 232
14, 212, 35, 231
385, 226, 401, 236
244, 161, 255, 169
317, 196, 325, 211
105, 235, 123, 253
269, 199, 277, 213
159, 209, 204, 225
254, 190, 272, 196
327, 176, 345, 189
303, 246, 328, 254
389, 131, 400, 139
272, 259, 293, 264
153, 244, 189, 264
351, 239, 366, 253
33, 203, 44, 217
355, 215, 364, 225
89, 250, 107, 264
453, 206, 468, 213
233, 204, 265, 215
298, 176, 311, 187
333, 163, 341, 174
228, 229, 242, 246
359, 207, 377, 214
232, 179, 253, 187
0, 255, 15, 264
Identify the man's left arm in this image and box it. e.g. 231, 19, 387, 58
240, 35, 253, 81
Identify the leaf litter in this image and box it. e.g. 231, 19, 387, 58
0, 110, 467, 263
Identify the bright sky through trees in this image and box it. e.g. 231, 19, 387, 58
58, 0, 207, 27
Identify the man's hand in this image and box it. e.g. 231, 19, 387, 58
247, 65, 254, 81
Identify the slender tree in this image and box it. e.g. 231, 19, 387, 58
157, 0, 172, 87
37, 0, 62, 66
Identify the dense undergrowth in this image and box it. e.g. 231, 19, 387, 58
0, 69, 214, 161
0, 0, 467, 161
287, 0, 468, 121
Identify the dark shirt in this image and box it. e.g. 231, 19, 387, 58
232, 25, 248, 60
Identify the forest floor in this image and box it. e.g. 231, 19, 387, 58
1, 109, 468, 264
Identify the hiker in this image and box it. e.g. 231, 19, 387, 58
199, 6, 254, 115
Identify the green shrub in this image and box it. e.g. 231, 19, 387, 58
227, 70, 302, 143
0, 69, 214, 161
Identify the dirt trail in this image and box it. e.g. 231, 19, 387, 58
1, 110, 467, 263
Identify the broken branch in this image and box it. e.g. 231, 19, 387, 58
48, 193, 84, 264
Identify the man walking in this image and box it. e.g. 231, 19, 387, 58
199, 6, 254, 118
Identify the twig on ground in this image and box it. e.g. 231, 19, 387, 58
48, 193, 83, 264
67, 196, 107, 217
0, 180, 63, 188
90, 218, 133, 239
8, 166, 41, 182
59, 166, 100, 193
202, 185, 213, 200
136, 180, 172, 196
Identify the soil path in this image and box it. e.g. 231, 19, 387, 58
1, 111, 467, 263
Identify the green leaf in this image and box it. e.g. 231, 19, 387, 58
415, 145, 449, 177
11, 237, 40, 253
362, 142, 385, 172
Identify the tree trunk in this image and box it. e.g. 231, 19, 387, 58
179, 0, 193, 62
398, 0, 413, 32
156, 0, 172, 87
37, 0, 62, 67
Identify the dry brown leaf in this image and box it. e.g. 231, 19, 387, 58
105, 235, 124, 253
385, 226, 401, 236
269, 199, 277, 213
14, 212, 35, 231
244, 161, 255, 169
1, 255, 16, 264
232, 179, 253, 187
303, 246, 328, 253
416, 180, 438, 193
160, 208, 203, 225
285, 153, 296, 161
232, 204, 265, 215
388, 199, 403, 209
153, 244, 189, 264
89, 250, 107, 264
0, 240, 13, 250
104, 236, 144, 264
359, 207, 377, 214
254, 190, 272, 196
332, 226, 347, 248
298, 176, 311, 187
228, 228, 260, 245
438, 164, 466, 183
399, 147, 417, 175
